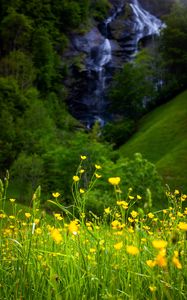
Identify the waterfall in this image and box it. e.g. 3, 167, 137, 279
129, 0, 163, 41
70, 0, 164, 128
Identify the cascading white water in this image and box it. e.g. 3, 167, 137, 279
129, 0, 163, 41
71, 0, 164, 127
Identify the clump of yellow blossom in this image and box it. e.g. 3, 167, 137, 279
108, 177, 121, 186
50, 228, 62, 244
114, 241, 123, 250
131, 210, 138, 218
9, 198, 16, 203
80, 155, 87, 160
172, 251, 182, 269
146, 260, 156, 268
178, 222, 187, 231
35, 228, 42, 235
152, 240, 167, 249
104, 207, 111, 214
25, 213, 31, 219
95, 173, 102, 179
155, 249, 167, 267
95, 164, 101, 169
52, 192, 60, 198
54, 213, 63, 221
149, 286, 157, 292
126, 245, 139, 255
117, 200, 128, 209
147, 212, 154, 219
73, 175, 80, 182
68, 220, 79, 235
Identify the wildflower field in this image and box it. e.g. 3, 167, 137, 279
0, 157, 187, 300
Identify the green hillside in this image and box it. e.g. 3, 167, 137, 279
119, 90, 187, 191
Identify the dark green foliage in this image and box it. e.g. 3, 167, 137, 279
0, 9, 32, 53
0, 51, 36, 90
102, 118, 136, 147
160, 2, 187, 91
85, 153, 165, 215
109, 50, 157, 119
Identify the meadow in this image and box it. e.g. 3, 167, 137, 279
0, 157, 187, 300
119, 90, 187, 192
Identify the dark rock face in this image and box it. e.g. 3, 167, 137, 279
65, 0, 166, 127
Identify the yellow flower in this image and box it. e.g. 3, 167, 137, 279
52, 192, 60, 198
111, 220, 122, 230
137, 195, 142, 200
126, 245, 139, 255
73, 175, 80, 182
95, 173, 102, 178
128, 217, 134, 223
148, 212, 154, 219
114, 241, 123, 250
25, 213, 31, 219
9, 215, 15, 219
0, 213, 6, 219
10, 198, 16, 203
80, 155, 87, 160
90, 248, 96, 253
79, 169, 85, 174
68, 220, 79, 235
79, 188, 85, 194
54, 213, 63, 221
155, 250, 167, 267
178, 222, 187, 231
50, 228, 62, 244
174, 189, 180, 195
181, 194, 187, 201
131, 210, 138, 218
104, 207, 111, 214
146, 260, 156, 268
95, 164, 101, 169
128, 195, 134, 200
152, 240, 167, 249
108, 177, 121, 186
34, 218, 40, 224
172, 253, 182, 269
149, 286, 157, 292
35, 228, 42, 235
117, 200, 128, 209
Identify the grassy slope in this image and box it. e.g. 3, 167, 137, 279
119, 90, 187, 191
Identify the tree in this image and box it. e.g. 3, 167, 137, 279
161, 2, 187, 90
0, 50, 36, 90
109, 50, 156, 119
32, 27, 58, 91
0, 9, 32, 54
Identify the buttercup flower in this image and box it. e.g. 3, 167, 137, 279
178, 222, 187, 231
52, 192, 60, 198
25, 213, 31, 219
152, 240, 167, 249
108, 177, 121, 186
104, 207, 111, 214
80, 155, 87, 160
50, 228, 63, 244
95, 164, 101, 169
126, 245, 139, 255
73, 175, 80, 182
114, 241, 123, 250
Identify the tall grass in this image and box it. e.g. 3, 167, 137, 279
0, 158, 187, 299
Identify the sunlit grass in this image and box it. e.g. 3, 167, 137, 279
119, 90, 187, 192
0, 159, 187, 299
